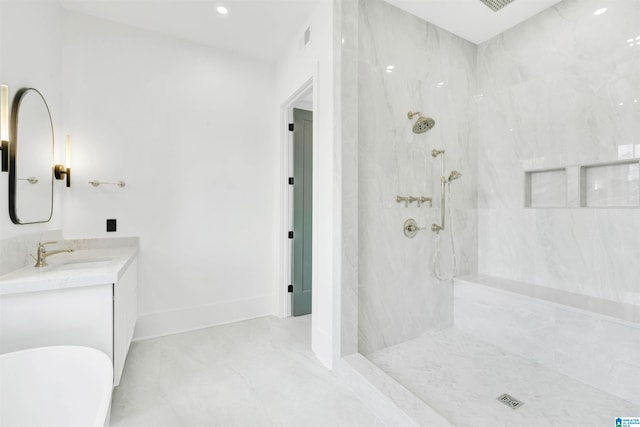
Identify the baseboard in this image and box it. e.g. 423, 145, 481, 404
133, 295, 274, 341
311, 326, 334, 369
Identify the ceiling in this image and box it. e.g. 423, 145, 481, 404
59, 0, 564, 63
59, 0, 321, 62
383, 0, 564, 45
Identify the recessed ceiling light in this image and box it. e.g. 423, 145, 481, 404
593, 8, 607, 16
216, 5, 228, 15
386, 65, 395, 70
627, 38, 635, 43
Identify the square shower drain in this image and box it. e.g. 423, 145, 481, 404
496, 393, 524, 409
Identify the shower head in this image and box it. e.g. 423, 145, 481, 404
448, 170, 462, 182
407, 111, 435, 134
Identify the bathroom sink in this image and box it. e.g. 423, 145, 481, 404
49, 258, 114, 271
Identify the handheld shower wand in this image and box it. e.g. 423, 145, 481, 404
431, 149, 462, 281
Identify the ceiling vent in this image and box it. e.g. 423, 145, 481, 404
479, 0, 515, 12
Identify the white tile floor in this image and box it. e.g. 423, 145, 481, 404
110, 316, 385, 427
367, 328, 640, 427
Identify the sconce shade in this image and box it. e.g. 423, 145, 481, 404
1, 84, 9, 172
54, 135, 71, 187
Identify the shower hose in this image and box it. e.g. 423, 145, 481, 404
433, 181, 458, 281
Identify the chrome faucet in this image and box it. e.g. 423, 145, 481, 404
34, 241, 74, 267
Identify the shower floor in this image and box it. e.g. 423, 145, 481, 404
366, 328, 640, 426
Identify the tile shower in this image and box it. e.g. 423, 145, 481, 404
354, 0, 640, 424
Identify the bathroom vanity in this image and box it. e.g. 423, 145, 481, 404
0, 243, 138, 386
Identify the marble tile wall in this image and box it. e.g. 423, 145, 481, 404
357, 0, 478, 354
477, 0, 640, 305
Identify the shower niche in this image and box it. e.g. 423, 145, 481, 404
525, 168, 567, 208
525, 159, 640, 208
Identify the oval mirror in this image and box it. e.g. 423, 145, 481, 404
9, 88, 54, 224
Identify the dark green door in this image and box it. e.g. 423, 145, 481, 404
292, 108, 312, 316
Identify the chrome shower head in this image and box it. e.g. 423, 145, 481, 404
407, 111, 435, 134
448, 170, 462, 182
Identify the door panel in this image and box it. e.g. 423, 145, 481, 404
292, 108, 312, 316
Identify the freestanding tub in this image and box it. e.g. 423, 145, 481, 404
0, 346, 113, 427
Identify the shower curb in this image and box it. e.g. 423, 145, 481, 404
336, 353, 453, 427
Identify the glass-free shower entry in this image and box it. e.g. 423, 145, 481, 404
354, 0, 640, 425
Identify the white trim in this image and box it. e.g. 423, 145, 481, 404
278, 77, 314, 319
132, 295, 274, 341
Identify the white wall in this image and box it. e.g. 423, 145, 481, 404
1, 0, 340, 368
0, 0, 64, 239
273, 0, 337, 367
61, 11, 280, 338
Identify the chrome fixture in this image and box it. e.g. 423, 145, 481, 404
496, 393, 524, 410
431, 149, 447, 233
417, 196, 432, 207
407, 111, 435, 134
403, 218, 423, 238
33, 241, 74, 267
448, 170, 462, 182
19, 177, 39, 184
431, 149, 461, 281
89, 179, 126, 188
397, 196, 409, 207
479, 0, 515, 12
396, 195, 432, 207
431, 150, 462, 232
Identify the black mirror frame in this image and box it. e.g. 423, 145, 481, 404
8, 88, 54, 225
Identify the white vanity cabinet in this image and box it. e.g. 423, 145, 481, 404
113, 257, 137, 385
0, 253, 138, 387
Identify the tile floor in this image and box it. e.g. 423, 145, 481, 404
367, 327, 640, 427
110, 316, 385, 427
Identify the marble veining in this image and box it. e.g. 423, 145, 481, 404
454, 276, 640, 405
357, 0, 478, 355
367, 328, 640, 427
477, 0, 640, 303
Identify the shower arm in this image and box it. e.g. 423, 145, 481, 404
431, 149, 445, 232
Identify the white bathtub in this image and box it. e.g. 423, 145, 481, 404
0, 346, 113, 427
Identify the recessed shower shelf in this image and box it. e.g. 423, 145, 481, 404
581, 160, 640, 207
525, 168, 566, 208
525, 159, 640, 209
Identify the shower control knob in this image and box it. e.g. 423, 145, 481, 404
403, 219, 419, 238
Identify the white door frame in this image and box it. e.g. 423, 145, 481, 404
278, 78, 314, 318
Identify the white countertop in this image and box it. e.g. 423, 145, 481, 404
0, 247, 138, 296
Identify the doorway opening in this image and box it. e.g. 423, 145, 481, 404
291, 107, 313, 316
280, 80, 313, 318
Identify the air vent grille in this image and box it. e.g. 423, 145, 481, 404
479, 0, 515, 12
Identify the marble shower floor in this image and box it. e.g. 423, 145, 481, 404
366, 328, 640, 427
111, 316, 383, 427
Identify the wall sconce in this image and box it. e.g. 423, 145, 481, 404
54, 135, 71, 187
1, 84, 9, 172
